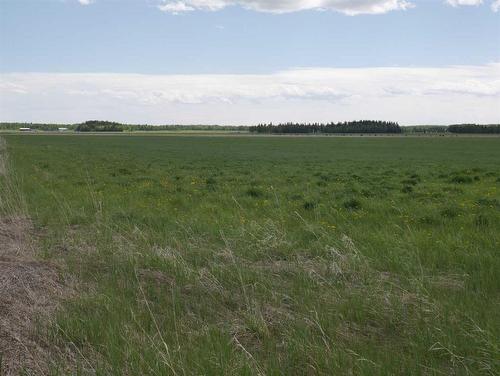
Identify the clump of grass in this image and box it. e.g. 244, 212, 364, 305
343, 198, 362, 210
314, 172, 330, 182
474, 213, 490, 227
418, 215, 439, 225
361, 189, 375, 198
450, 175, 473, 184
409, 173, 420, 180
205, 177, 217, 191
401, 185, 413, 194
351, 174, 362, 181
476, 197, 499, 208
246, 187, 264, 198
440, 206, 461, 219
402, 178, 418, 186
118, 167, 132, 175
303, 201, 317, 210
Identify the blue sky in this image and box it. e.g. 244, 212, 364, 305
0, 0, 499, 124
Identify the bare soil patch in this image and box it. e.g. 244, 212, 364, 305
0, 216, 67, 375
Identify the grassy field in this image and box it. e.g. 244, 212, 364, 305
1, 135, 499, 375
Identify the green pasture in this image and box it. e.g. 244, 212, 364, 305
2, 135, 499, 375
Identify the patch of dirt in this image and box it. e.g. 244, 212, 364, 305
0, 216, 68, 375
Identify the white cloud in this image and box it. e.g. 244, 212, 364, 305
1, 64, 499, 125
446, 0, 482, 6
158, 1, 196, 13
157, 0, 415, 15
77, 0, 500, 13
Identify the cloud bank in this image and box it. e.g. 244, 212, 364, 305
446, 0, 482, 6
158, 0, 414, 15
156, 0, 500, 13
77, 0, 500, 13
1, 64, 499, 125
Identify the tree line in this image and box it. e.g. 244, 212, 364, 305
0, 123, 75, 131
75, 121, 248, 132
0, 121, 248, 132
1, 121, 499, 134
447, 124, 500, 134
75, 121, 124, 132
249, 121, 402, 134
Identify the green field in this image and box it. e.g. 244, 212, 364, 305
1, 135, 500, 375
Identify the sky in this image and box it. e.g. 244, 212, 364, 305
0, 0, 499, 125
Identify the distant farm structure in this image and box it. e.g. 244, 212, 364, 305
19, 127, 32, 132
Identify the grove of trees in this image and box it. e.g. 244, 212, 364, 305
448, 124, 500, 134
249, 121, 402, 134
75, 121, 124, 132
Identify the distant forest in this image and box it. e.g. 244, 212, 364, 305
0, 121, 248, 132
1, 121, 499, 134
76, 121, 124, 132
447, 124, 500, 134
249, 121, 402, 134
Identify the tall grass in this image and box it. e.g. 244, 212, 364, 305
0, 136, 27, 216
2, 135, 499, 374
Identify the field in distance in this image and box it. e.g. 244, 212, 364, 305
2, 135, 499, 374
